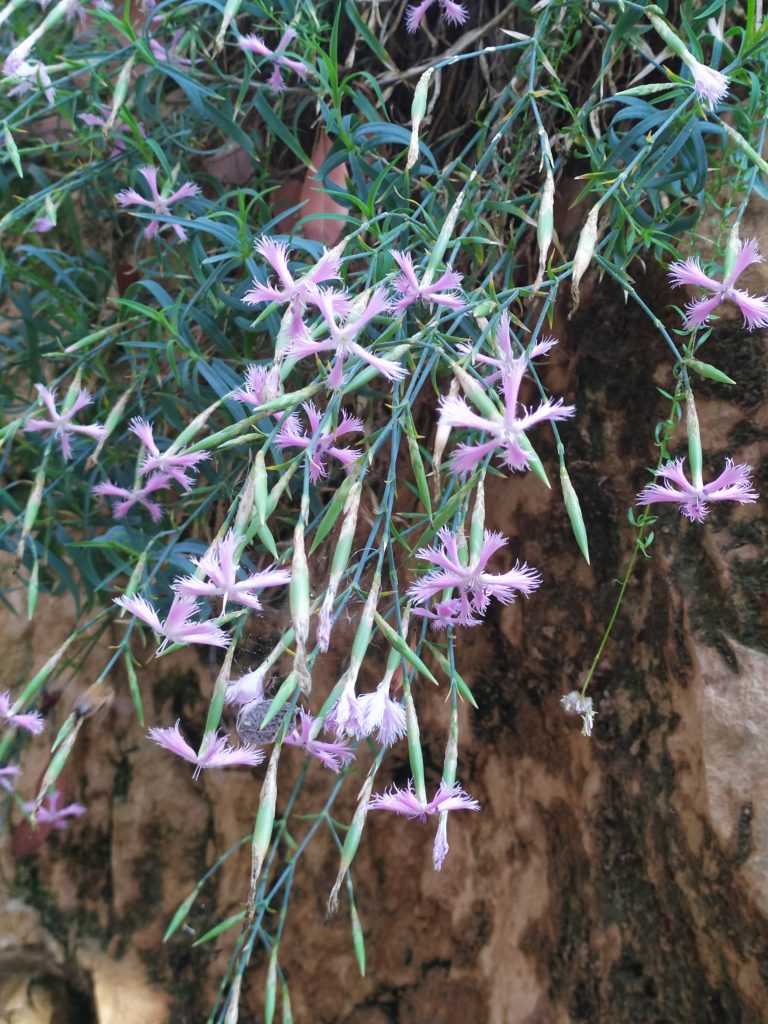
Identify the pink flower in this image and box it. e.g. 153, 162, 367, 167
405, 0, 469, 32
244, 237, 348, 345
390, 251, 465, 312
24, 383, 106, 461
173, 529, 291, 613
410, 597, 472, 630
114, 594, 230, 652
0, 692, 44, 734
6, 55, 55, 106
93, 473, 172, 522
79, 107, 144, 156
115, 166, 201, 241
636, 457, 758, 522
368, 780, 480, 821
0, 766, 20, 792
239, 28, 308, 93
26, 790, 86, 828
460, 312, 557, 388
149, 28, 193, 66
129, 417, 209, 491
325, 675, 367, 739
358, 684, 407, 746
440, 353, 575, 475
283, 710, 355, 773
148, 721, 263, 779
225, 667, 269, 706
668, 239, 768, 330
408, 527, 541, 625
232, 364, 282, 409
31, 215, 55, 233
686, 56, 729, 109
290, 287, 406, 389
275, 402, 364, 482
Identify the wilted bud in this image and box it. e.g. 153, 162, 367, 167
317, 481, 362, 652
534, 164, 555, 289
432, 377, 460, 499
290, 518, 311, 695
105, 56, 136, 134
569, 202, 601, 318
407, 67, 435, 171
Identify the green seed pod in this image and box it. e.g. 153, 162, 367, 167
449, 360, 499, 420
686, 391, 704, 491
645, 9, 690, 62
469, 477, 486, 564
327, 759, 380, 917
686, 358, 736, 387
404, 687, 427, 805
560, 463, 590, 564
16, 462, 46, 565
247, 745, 280, 921
264, 948, 278, 1024
350, 898, 366, 977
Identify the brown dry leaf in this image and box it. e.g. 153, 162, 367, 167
276, 132, 348, 246
202, 143, 254, 186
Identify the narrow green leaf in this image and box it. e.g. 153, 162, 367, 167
373, 611, 438, 686
192, 911, 245, 947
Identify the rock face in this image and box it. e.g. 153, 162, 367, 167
1, 264, 767, 1023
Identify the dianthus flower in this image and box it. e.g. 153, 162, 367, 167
231, 364, 282, 410
244, 237, 348, 345
26, 789, 86, 828
290, 287, 406, 389
173, 529, 291, 613
460, 312, 557, 387
685, 56, 729, 109
148, 721, 263, 779
369, 780, 480, 821
239, 27, 308, 92
357, 683, 407, 746
636, 457, 758, 522
390, 250, 465, 312
24, 383, 106, 461
668, 239, 768, 330
283, 710, 355, 773
0, 692, 44, 734
5, 53, 55, 105
149, 28, 193, 66
93, 473, 171, 522
114, 594, 230, 652
129, 418, 209, 491
79, 107, 145, 157
440, 350, 575, 475
0, 766, 20, 792
405, 0, 469, 33
115, 166, 201, 241
275, 402, 364, 482
408, 527, 541, 625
